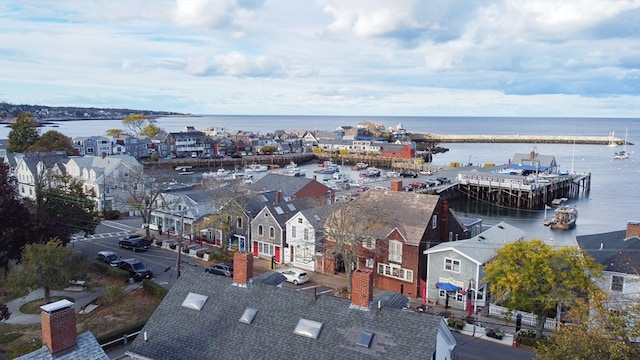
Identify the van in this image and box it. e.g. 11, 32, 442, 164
191, 152, 198, 158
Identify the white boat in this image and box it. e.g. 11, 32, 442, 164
202, 168, 230, 179
614, 128, 630, 160
386, 170, 400, 178
543, 205, 577, 230
175, 166, 194, 175
352, 162, 368, 170
361, 167, 381, 178
314, 165, 339, 174
244, 164, 269, 172
607, 131, 617, 147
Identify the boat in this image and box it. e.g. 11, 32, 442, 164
244, 163, 269, 172
386, 170, 400, 178
202, 168, 230, 179
175, 166, 194, 175
607, 131, 617, 147
351, 162, 368, 170
543, 205, 577, 230
361, 167, 381, 178
613, 128, 629, 160
314, 165, 339, 174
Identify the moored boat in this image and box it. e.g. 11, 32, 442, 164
543, 205, 577, 230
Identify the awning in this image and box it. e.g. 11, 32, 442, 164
436, 282, 460, 292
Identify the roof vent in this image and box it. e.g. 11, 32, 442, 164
498, 225, 504, 229
293, 318, 323, 339
356, 331, 374, 348
181, 292, 208, 311
239, 307, 258, 324
478, 236, 486, 241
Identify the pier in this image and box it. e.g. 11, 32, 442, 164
409, 133, 632, 145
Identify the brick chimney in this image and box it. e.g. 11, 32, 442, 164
351, 269, 373, 310
41, 299, 77, 354
233, 251, 253, 286
275, 190, 282, 204
390, 179, 403, 192
627, 221, 640, 238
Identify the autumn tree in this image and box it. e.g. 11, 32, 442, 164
7, 112, 40, 153
122, 113, 153, 135
6, 239, 87, 304
535, 290, 640, 359
140, 123, 163, 138
106, 128, 124, 137
483, 239, 603, 339
0, 163, 32, 269
27, 130, 79, 155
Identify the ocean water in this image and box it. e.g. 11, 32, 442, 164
2, 115, 638, 245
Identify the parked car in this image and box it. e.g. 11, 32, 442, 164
278, 268, 309, 285
409, 182, 427, 189
357, 186, 369, 193
205, 263, 233, 277
401, 171, 418, 178
96, 251, 122, 267
117, 258, 153, 281
118, 236, 149, 252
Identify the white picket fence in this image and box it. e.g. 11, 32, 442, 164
488, 304, 557, 330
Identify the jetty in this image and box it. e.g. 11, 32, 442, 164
409, 133, 632, 145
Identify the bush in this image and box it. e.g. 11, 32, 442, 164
516, 329, 540, 346
447, 318, 466, 330
155, 238, 163, 246
108, 266, 131, 283
106, 285, 125, 304
91, 260, 110, 274
142, 279, 168, 300
181, 245, 190, 253
169, 243, 177, 250
486, 328, 505, 340
104, 210, 121, 220
196, 249, 209, 258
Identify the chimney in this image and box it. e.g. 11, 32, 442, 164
390, 179, 403, 192
275, 190, 282, 204
41, 299, 77, 354
351, 269, 373, 310
233, 251, 253, 286
440, 200, 449, 241
627, 221, 640, 238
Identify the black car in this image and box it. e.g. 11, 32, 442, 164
205, 263, 233, 277
118, 236, 149, 252
96, 251, 122, 267
118, 258, 153, 281
400, 171, 418, 178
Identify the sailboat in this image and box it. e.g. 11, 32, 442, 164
613, 128, 629, 160
607, 131, 617, 147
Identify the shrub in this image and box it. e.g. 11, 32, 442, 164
142, 279, 168, 300
169, 243, 177, 250
516, 329, 540, 346
106, 285, 125, 304
104, 210, 121, 220
447, 318, 466, 330
155, 238, 163, 246
108, 266, 131, 283
196, 249, 209, 258
91, 260, 110, 274
181, 245, 190, 253
486, 328, 505, 340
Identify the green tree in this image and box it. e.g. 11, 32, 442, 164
140, 123, 162, 138
0, 162, 32, 269
106, 128, 124, 137
27, 130, 79, 155
535, 290, 640, 359
122, 114, 152, 135
483, 239, 603, 339
7, 239, 87, 304
7, 112, 40, 152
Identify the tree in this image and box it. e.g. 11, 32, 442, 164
140, 123, 163, 138
106, 128, 124, 137
483, 239, 603, 339
535, 290, 640, 359
122, 114, 152, 135
6, 239, 87, 304
7, 112, 40, 152
322, 199, 386, 293
0, 162, 32, 270
27, 130, 79, 155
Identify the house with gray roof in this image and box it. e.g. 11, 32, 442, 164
285, 206, 332, 272
126, 252, 455, 360
423, 222, 526, 313
510, 148, 558, 173
250, 172, 334, 205
14, 151, 70, 200
71, 136, 113, 157
576, 221, 640, 311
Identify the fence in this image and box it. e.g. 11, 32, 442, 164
488, 303, 557, 330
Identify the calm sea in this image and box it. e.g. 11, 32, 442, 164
2, 115, 638, 245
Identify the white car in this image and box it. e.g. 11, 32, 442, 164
278, 268, 309, 285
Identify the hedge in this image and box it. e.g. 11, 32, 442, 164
142, 279, 168, 300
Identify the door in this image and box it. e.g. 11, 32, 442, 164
275, 246, 281, 263
253, 242, 258, 257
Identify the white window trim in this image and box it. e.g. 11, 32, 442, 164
444, 257, 461, 273
389, 240, 402, 263
377, 263, 413, 282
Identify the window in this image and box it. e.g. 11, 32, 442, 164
258, 242, 274, 256
303, 228, 309, 241
363, 237, 375, 250
389, 240, 402, 263
269, 227, 275, 239
236, 217, 243, 229
365, 258, 374, 268
444, 258, 460, 273
258, 225, 263, 236
298, 217, 303, 223
432, 215, 437, 229
611, 275, 624, 292
291, 226, 297, 238
377, 263, 413, 282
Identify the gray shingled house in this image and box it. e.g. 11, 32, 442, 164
126, 252, 456, 360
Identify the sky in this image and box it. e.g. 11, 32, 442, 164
1, 0, 639, 117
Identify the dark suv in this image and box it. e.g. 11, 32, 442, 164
96, 251, 122, 267
118, 258, 153, 281
205, 263, 233, 277
118, 235, 149, 252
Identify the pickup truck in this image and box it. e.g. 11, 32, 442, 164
118, 235, 150, 252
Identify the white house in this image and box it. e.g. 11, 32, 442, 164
13, 151, 70, 200
285, 207, 328, 272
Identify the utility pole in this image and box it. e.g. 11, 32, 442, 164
176, 208, 186, 279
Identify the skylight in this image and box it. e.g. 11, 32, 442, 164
287, 203, 296, 211
313, 214, 321, 221
239, 307, 258, 324
274, 206, 284, 215
181, 292, 208, 311
293, 318, 323, 339
356, 331, 374, 348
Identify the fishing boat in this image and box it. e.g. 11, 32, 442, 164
314, 165, 339, 174
352, 162, 368, 170
202, 168, 230, 179
386, 170, 400, 178
175, 166, 194, 175
361, 167, 381, 178
613, 128, 629, 160
244, 163, 269, 172
543, 206, 577, 230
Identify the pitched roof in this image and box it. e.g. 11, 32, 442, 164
334, 190, 440, 246
424, 222, 526, 264
576, 230, 640, 274
127, 271, 442, 360
250, 173, 325, 200
15, 331, 108, 360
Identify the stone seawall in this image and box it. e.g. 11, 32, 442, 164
411, 133, 631, 145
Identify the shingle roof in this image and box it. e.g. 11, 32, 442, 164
15, 331, 108, 360
576, 230, 640, 274
127, 271, 442, 360
424, 222, 526, 264
250, 173, 324, 200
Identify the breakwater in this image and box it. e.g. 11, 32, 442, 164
410, 133, 632, 145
